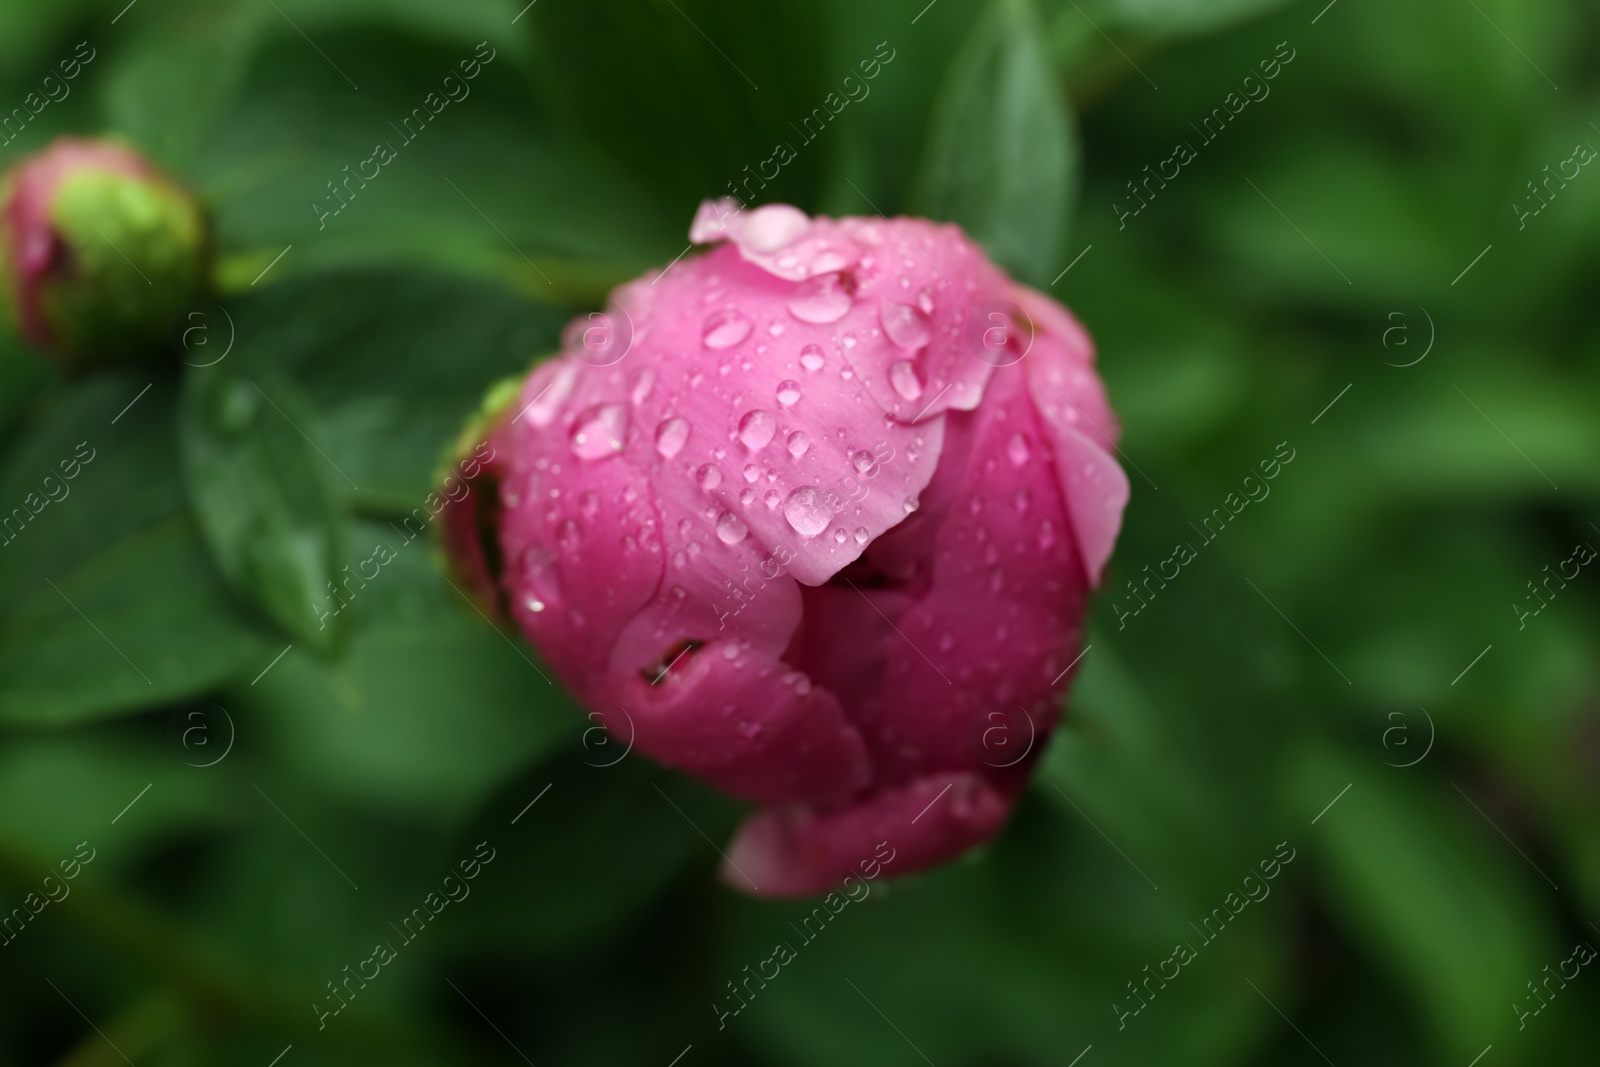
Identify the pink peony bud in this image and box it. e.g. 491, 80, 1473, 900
445, 200, 1129, 897
0, 136, 208, 362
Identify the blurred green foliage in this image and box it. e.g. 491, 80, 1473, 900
0, 0, 1597, 1063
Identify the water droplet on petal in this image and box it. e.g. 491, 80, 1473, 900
764, 489, 781, 509
744, 203, 810, 251
881, 302, 932, 348
559, 519, 582, 552
743, 464, 761, 483
737, 409, 776, 450
569, 404, 627, 459
697, 464, 722, 489
786, 431, 810, 458
1007, 433, 1031, 467
833, 528, 848, 544
854, 527, 869, 544
1013, 488, 1031, 514
889, 359, 924, 401
655, 417, 689, 458
703, 309, 753, 349
525, 363, 578, 427
916, 285, 937, 315
775, 380, 802, 407
788, 273, 854, 323
851, 449, 878, 475
1038, 520, 1058, 551
739, 488, 755, 505
578, 491, 599, 519
629, 367, 655, 405
716, 511, 749, 544
783, 487, 831, 537
799, 345, 826, 372
525, 596, 546, 613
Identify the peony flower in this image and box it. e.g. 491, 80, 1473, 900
444, 200, 1128, 897
0, 136, 208, 363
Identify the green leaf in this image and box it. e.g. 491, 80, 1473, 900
1287, 746, 1554, 1059
180, 360, 349, 651
1054, 0, 1294, 41
0, 516, 268, 727
915, 0, 1076, 284
225, 269, 564, 510
235, 521, 572, 822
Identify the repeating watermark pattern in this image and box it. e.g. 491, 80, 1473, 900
313, 840, 497, 1030
168, 300, 235, 367
1113, 841, 1296, 1030
1113, 41, 1297, 230
1379, 308, 1434, 368
0, 41, 96, 147
0, 842, 97, 950
576, 707, 635, 768
314, 442, 496, 626
564, 308, 635, 368
313, 42, 498, 229
1379, 706, 1435, 768
717, 42, 897, 214
1513, 539, 1594, 631
0, 441, 97, 548
1513, 139, 1595, 230
1514, 940, 1595, 1031
712, 841, 897, 1030
165, 703, 237, 767
1376, 308, 1440, 371
1110, 441, 1296, 629
964, 300, 1035, 368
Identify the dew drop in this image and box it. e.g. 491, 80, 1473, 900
916, 285, 937, 315
525, 363, 578, 427
558, 519, 582, 552
578, 491, 599, 519
1013, 488, 1031, 514
775, 380, 802, 407
743, 464, 761, 483
833, 528, 848, 544
1038, 520, 1058, 551
1007, 433, 1031, 467
697, 464, 722, 489
881, 302, 932, 349
655, 417, 689, 458
737, 409, 776, 450
788, 272, 854, 323
716, 511, 749, 544
851, 449, 878, 475
786, 431, 810, 458
703, 309, 753, 349
783, 487, 831, 537
764, 489, 781, 509
888, 359, 924, 401
854, 526, 869, 544
569, 404, 627, 459
628, 367, 655, 405
799, 345, 826, 372
744, 203, 810, 251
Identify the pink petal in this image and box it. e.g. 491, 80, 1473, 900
722, 772, 1014, 897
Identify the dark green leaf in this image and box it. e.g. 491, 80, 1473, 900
916, 0, 1076, 284
180, 360, 349, 651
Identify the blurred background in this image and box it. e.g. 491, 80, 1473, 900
1, 0, 1597, 1063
